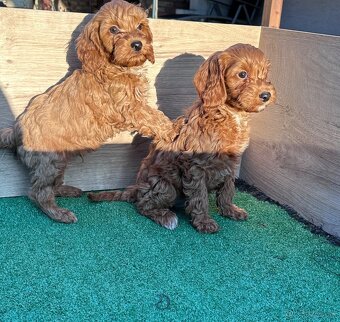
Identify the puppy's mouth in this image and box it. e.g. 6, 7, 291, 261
128, 40, 155, 63
254, 104, 267, 112
137, 42, 155, 64
110, 42, 155, 67
229, 98, 271, 113
144, 48, 155, 64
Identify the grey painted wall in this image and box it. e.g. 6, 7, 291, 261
280, 0, 340, 36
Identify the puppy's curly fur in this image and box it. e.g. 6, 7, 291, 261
0, 0, 176, 223
89, 44, 277, 233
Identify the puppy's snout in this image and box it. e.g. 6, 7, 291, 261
259, 91, 271, 102
131, 40, 143, 52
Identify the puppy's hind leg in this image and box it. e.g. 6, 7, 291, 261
216, 176, 248, 220
20, 148, 78, 223
136, 178, 178, 230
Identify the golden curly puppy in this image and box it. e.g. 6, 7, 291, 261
89, 44, 277, 233
0, 0, 176, 223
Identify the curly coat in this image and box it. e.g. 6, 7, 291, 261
89, 44, 277, 233
0, 0, 176, 223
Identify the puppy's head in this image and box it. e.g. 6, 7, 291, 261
194, 44, 276, 112
76, 0, 154, 71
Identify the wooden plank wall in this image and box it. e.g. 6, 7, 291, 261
241, 27, 340, 237
0, 8, 260, 197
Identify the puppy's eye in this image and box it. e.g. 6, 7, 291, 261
238, 71, 247, 79
110, 26, 120, 34
137, 23, 143, 31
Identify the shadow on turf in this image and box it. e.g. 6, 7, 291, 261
236, 179, 340, 246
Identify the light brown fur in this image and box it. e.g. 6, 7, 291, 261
21, 0, 174, 152
89, 44, 277, 233
0, 0, 177, 223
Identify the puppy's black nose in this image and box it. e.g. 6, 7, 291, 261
259, 91, 271, 102
131, 41, 142, 52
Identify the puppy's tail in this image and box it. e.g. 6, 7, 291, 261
88, 186, 138, 203
0, 127, 16, 149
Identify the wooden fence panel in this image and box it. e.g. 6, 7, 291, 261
241, 27, 340, 237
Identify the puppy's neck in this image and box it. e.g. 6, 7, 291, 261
86, 63, 146, 81
108, 63, 145, 74
201, 104, 249, 123
224, 105, 249, 126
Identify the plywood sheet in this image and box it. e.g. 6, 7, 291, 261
0, 8, 261, 197
241, 27, 340, 237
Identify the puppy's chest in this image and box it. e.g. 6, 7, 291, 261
218, 121, 250, 155
202, 114, 250, 155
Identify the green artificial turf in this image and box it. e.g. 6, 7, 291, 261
0, 190, 339, 321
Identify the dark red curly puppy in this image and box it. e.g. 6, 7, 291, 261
89, 44, 277, 233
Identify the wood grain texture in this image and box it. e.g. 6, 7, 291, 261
241, 27, 340, 237
261, 0, 283, 28
0, 8, 261, 197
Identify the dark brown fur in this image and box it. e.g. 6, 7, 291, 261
0, 0, 177, 223
89, 44, 277, 233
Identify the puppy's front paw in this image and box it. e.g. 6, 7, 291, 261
162, 129, 178, 143
157, 211, 178, 230
220, 204, 248, 220
161, 118, 185, 143
173, 116, 186, 131
192, 217, 219, 233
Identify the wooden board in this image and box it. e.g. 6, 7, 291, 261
241, 27, 340, 237
0, 8, 261, 197
261, 0, 283, 28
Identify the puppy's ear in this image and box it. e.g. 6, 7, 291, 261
76, 20, 105, 72
193, 52, 228, 107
